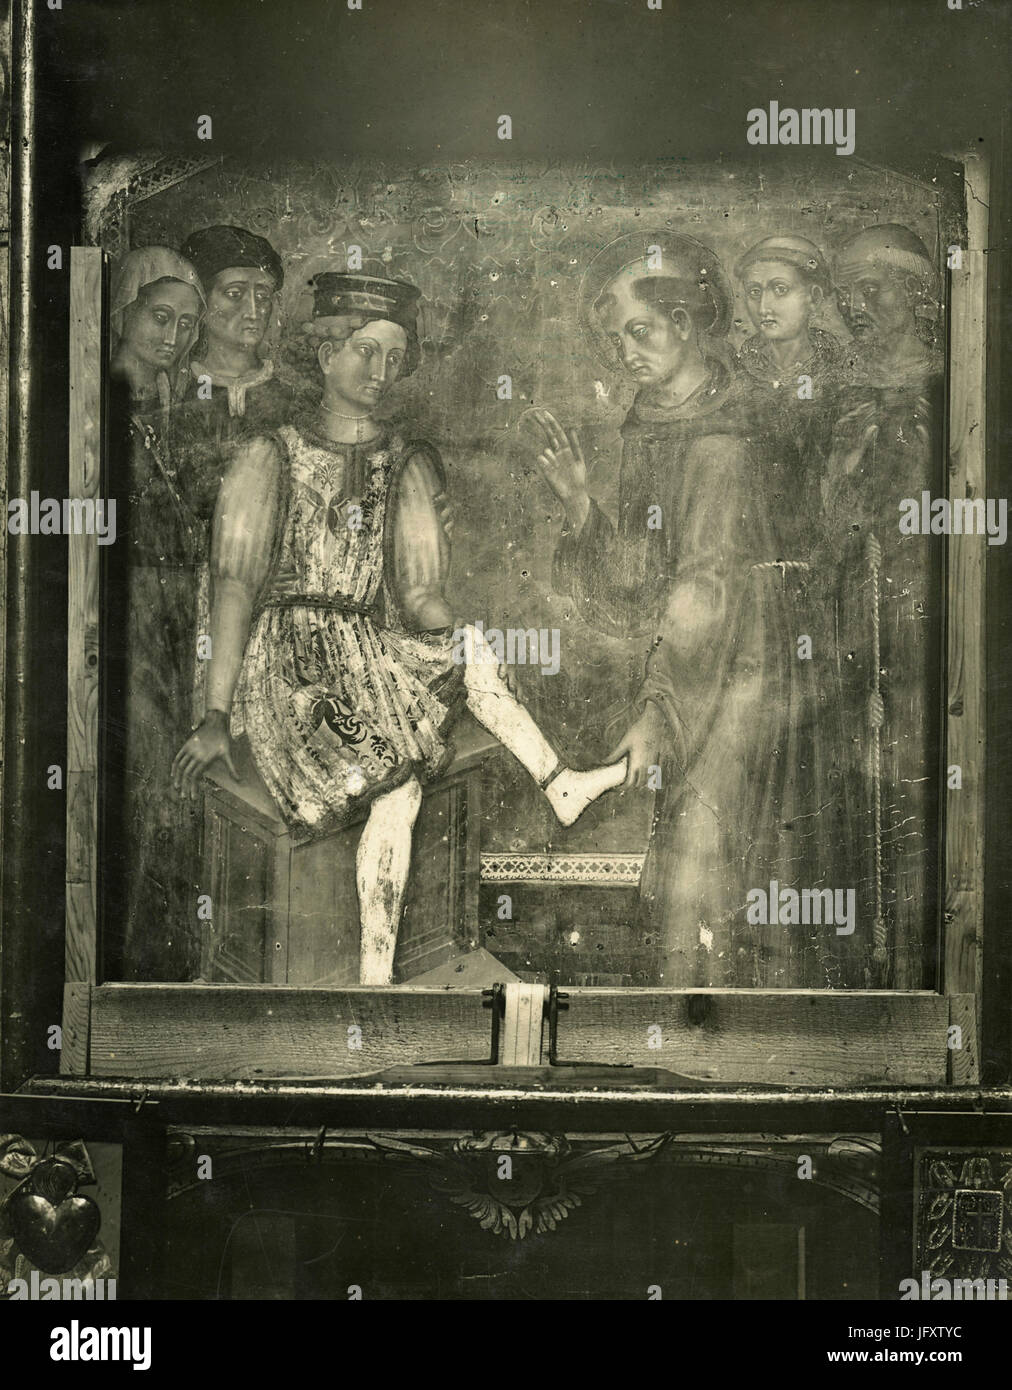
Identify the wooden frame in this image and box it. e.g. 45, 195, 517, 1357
943, 152, 988, 1056
57, 154, 991, 1087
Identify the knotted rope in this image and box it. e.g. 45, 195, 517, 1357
866, 533, 889, 973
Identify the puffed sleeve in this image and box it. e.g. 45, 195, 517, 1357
388, 447, 452, 631
205, 434, 285, 716
210, 434, 285, 594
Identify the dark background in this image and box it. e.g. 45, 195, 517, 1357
39, 0, 1012, 163
4, 0, 1011, 1086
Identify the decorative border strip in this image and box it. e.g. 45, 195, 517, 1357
479, 853, 644, 886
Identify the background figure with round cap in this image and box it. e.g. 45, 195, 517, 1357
171, 271, 625, 986
529, 232, 857, 988
178, 223, 291, 427
106, 247, 208, 978
171, 225, 295, 731
824, 223, 945, 987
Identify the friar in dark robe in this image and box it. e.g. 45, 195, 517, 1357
530, 234, 857, 988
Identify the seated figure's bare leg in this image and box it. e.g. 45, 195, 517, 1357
460, 624, 626, 827
357, 775, 423, 985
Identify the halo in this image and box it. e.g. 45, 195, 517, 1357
578, 230, 733, 373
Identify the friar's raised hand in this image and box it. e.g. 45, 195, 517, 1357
526, 408, 590, 529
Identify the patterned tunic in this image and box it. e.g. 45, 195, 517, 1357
214, 424, 464, 839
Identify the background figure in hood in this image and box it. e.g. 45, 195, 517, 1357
110, 245, 204, 410
733, 233, 845, 521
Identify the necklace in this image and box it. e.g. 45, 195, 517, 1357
320, 402, 373, 443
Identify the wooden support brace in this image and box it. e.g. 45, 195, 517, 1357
499, 983, 548, 1065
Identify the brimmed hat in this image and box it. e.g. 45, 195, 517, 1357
297, 272, 423, 378
305, 273, 420, 334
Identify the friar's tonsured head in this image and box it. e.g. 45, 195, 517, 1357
581, 233, 733, 385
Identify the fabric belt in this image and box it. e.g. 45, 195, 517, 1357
256, 592, 378, 617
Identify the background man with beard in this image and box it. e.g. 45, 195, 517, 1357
528, 234, 857, 988
825, 223, 945, 988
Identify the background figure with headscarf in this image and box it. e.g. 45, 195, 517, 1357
825, 224, 945, 989
106, 247, 207, 979
530, 233, 857, 988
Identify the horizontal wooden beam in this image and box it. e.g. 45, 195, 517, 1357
79, 983, 966, 1086
88, 984, 494, 1079
556, 989, 954, 1085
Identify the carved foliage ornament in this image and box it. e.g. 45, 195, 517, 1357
369, 1131, 671, 1241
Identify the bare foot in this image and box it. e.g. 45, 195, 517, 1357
544, 761, 627, 827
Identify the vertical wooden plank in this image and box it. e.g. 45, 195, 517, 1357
60, 981, 91, 1075
65, 247, 104, 986
463, 764, 482, 941
0, 8, 9, 832
270, 834, 292, 985
500, 982, 546, 1064
944, 155, 988, 1053
946, 993, 979, 1084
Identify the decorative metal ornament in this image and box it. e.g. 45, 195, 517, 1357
917, 1152, 1012, 1286
5, 1154, 102, 1274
